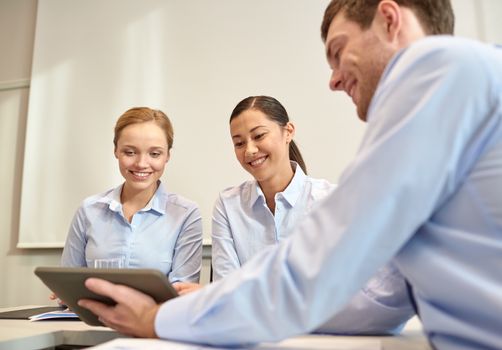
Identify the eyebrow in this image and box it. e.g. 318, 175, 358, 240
231, 125, 267, 139
119, 144, 166, 150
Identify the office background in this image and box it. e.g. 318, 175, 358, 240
1, 0, 501, 307
20, 0, 339, 247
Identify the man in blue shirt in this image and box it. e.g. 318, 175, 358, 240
79, 1, 502, 349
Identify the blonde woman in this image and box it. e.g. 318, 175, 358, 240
61, 107, 202, 283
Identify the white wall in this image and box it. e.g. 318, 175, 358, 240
0, 0, 62, 308
20, 0, 346, 247
1, 0, 501, 308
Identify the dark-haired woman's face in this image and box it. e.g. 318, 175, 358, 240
230, 109, 293, 184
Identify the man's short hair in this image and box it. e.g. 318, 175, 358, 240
321, 0, 454, 41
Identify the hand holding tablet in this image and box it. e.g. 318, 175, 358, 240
35, 266, 178, 327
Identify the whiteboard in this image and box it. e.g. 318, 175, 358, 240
19, 0, 365, 247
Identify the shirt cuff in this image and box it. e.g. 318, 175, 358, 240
155, 293, 196, 341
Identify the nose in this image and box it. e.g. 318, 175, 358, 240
329, 70, 343, 91
135, 154, 148, 168
245, 142, 258, 157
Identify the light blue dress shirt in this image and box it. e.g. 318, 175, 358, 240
212, 163, 414, 334
61, 181, 203, 283
155, 37, 502, 349
211, 163, 335, 280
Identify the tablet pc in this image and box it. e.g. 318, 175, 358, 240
34, 266, 178, 326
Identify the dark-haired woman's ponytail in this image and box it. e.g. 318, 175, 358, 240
289, 140, 307, 174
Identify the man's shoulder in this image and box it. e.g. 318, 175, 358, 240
384, 36, 498, 87
401, 36, 493, 67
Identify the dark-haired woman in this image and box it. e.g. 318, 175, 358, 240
211, 95, 333, 280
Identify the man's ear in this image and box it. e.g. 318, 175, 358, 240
374, 0, 401, 43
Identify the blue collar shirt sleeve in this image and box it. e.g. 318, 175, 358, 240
155, 37, 502, 349
211, 163, 413, 334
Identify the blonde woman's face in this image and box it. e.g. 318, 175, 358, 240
114, 121, 169, 194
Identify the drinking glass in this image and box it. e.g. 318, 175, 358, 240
93, 257, 125, 268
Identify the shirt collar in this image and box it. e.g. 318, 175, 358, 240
148, 182, 167, 215
249, 161, 307, 208
99, 181, 166, 215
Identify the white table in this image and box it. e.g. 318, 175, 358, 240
0, 306, 431, 350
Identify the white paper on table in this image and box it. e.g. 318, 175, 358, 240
28, 308, 79, 322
